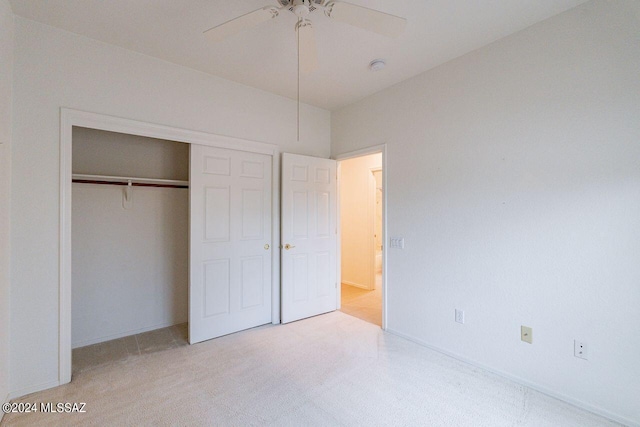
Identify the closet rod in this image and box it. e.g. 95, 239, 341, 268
72, 174, 189, 189
72, 179, 188, 189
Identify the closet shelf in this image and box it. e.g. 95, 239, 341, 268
72, 174, 189, 188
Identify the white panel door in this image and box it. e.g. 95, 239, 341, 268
281, 153, 337, 323
190, 145, 272, 344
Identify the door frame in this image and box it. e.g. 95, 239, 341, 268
370, 167, 382, 291
335, 144, 387, 329
59, 108, 281, 385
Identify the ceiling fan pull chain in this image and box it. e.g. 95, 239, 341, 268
297, 17, 301, 142
203, 0, 405, 136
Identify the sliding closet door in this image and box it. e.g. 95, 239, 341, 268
189, 145, 272, 344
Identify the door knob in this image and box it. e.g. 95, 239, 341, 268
264, 244, 270, 250
284, 243, 295, 250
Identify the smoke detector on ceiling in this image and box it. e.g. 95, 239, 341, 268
369, 59, 386, 71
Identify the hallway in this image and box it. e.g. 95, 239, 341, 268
340, 273, 382, 327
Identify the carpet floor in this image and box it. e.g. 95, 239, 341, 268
1, 312, 619, 426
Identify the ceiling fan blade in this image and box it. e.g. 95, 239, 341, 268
325, 2, 406, 38
297, 21, 318, 75
204, 6, 279, 43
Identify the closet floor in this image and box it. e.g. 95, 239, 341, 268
72, 323, 188, 376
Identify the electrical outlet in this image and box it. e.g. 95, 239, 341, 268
521, 326, 532, 344
455, 309, 465, 324
574, 340, 588, 360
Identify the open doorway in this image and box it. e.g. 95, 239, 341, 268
338, 152, 383, 327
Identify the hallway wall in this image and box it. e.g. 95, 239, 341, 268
340, 153, 382, 290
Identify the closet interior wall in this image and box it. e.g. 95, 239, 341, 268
71, 127, 189, 348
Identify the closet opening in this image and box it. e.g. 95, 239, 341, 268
71, 126, 190, 375
338, 152, 383, 327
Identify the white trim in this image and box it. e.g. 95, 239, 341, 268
336, 162, 342, 311
271, 153, 281, 324
59, 111, 73, 385
385, 328, 637, 427
60, 108, 281, 387
0, 393, 8, 422
334, 144, 387, 330
9, 381, 60, 401
369, 166, 382, 291
61, 109, 277, 155
334, 144, 386, 162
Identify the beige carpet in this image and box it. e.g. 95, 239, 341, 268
72, 323, 189, 375
1, 312, 619, 426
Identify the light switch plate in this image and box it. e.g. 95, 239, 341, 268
390, 237, 405, 249
521, 326, 532, 344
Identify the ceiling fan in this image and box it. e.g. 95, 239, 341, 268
204, 0, 406, 73
204, 0, 407, 139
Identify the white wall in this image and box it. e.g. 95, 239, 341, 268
72, 128, 189, 348
10, 17, 331, 397
72, 185, 188, 347
0, 0, 13, 413
332, 0, 640, 424
340, 153, 381, 289
72, 127, 189, 180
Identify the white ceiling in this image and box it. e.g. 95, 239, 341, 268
10, 0, 589, 110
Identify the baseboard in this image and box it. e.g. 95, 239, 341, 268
0, 392, 8, 423
385, 328, 637, 427
72, 320, 186, 349
9, 380, 60, 401
342, 280, 371, 290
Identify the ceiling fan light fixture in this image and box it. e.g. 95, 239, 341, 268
293, 4, 310, 18
279, 0, 324, 6
369, 59, 386, 71
204, 0, 405, 141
